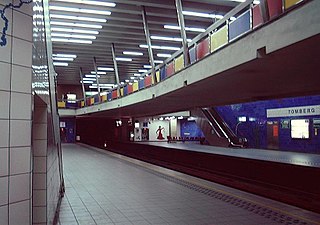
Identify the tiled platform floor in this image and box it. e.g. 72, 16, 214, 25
58, 144, 320, 225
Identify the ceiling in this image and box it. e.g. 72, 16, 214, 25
49, 0, 240, 89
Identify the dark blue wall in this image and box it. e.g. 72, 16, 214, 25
180, 119, 204, 138
60, 118, 76, 143
215, 95, 320, 154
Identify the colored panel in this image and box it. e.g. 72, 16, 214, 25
123, 85, 128, 96
210, 25, 228, 52
166, 62, 175, 77
112, 90, 118, 99
252, 4, 263, 28
174, 54, 184, 72
81, 101, 84, 107
107, 92, 112, 101
120, 88, 124, 97
132, 82, 139, 92
189, 46, 196, 64
139, 79, 145, 89
57, 101, 66, 108
145, 76, 152, 87
284, 0, 301, 9
196, 37, 210, 60
229, 10, 251, 41
94, 95, 99, 103
268, 0, 283, 19
156, 71, 160, 83
90, 98, 95, 105
127, 84, 133, 94
160, 67, 166, 81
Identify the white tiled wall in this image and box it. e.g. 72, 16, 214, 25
0, 1, 33, 225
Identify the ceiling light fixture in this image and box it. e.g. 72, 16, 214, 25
51, 27, 99, 34
182, 10, 217, 19
123, 51, 143, 56
53, 0, 116, 7
51, 33, 96, 39
83, 78, 96, 81
53, 62, 68, 66
50, 14, 107, 23
133, 73, 141, 76
151, 35, 192, 42
138, 69, 148, 73
91, 71, 107, 75
53, 53, 77, 58
164, 25, 206, 33
115, 57, 132, 62
80, 80, 94, 84
97, 67, 114, 71
49, 6, 111, 15
85, 74, 101, 78
51, 38, 93, 44
143, 65, 152, 69
50, 21, 102, 29
157, 53, 172, 58
154, 60, 163, 64
52, 57, 74, 61
139, 44, 180, 51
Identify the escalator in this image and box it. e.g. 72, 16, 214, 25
191, 108, 247, 148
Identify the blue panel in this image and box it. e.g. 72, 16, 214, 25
139, 79, 144, 89
94, 95, 99, 103
180, 119, 204, 138
65, 102, 77, 109
229, 10, 250, 40
107, 92, 112, 101
160, 67, 166, 81
189, 47, 196, 64
215, 95, 320, 154
123, 85, 128, 96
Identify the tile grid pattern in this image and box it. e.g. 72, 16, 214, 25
0, 1, 33, 225
58, 144, 320, 225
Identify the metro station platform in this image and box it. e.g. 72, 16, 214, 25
59, 144, 320, 225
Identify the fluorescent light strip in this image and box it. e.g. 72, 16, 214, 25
164, 25, 206, 33
151, 35, 192, 42
52, 57, 74, 61
50, 21, 102, 29
50, 14, 106, 23
157, 53, 171, 58
53, 53, 77, 58
139, 44, 180, 51
182, 10, 217, 19
143, 65, 152, 69
83, 78, 96, 81
134, 73, 141, 76
97, 67, 114, 71
91, 71, 107, 75
154, 60, 163, 64
49, 6, 111, 15
116, 57, 132, 62
138, 69, 148, 73
53, 0, 116, 7
85, 74, 100, 78
52, 38, 92, 44
51, 27, 99, 34
53, 62, 68, 66
123, 51, 143, 56
51, 33, 96, 39
81, 80, 94, 84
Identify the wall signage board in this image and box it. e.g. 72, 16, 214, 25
267, 105, 320, 118
281, 119, 290, 129
314, 119, 320, 128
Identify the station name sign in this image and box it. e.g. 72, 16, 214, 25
267, 105, 320, 118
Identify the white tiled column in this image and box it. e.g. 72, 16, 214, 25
0, 1, 33, 225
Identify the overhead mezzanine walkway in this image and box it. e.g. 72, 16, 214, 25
58, 144, 320, 225
58, 0, 320, 118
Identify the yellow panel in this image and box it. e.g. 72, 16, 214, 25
156, 71, 160, 83
210, 25, 228, 53
132, 82, 139, 92
81, 101, 85, 107
101, 95, 107, 102
151, 75, 155, 84
120, 88, 124, 96
174, 54, 184, 72
285, 0, 301, 9
90, 98, 95, 104
57, 101, 66, 108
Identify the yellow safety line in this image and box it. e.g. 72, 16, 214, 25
107, 150, 320, 225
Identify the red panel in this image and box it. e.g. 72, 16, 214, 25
127, 85, 133, 94
166, 62, 174, 77
196, 37, 210, 60
267, 0, 282, 19
112, 90, 118, 99
252, 4, 263, 28
144, 76, 152, 87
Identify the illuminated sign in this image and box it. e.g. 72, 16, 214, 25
267, 105, 320, 118
291, 119, 309, 139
